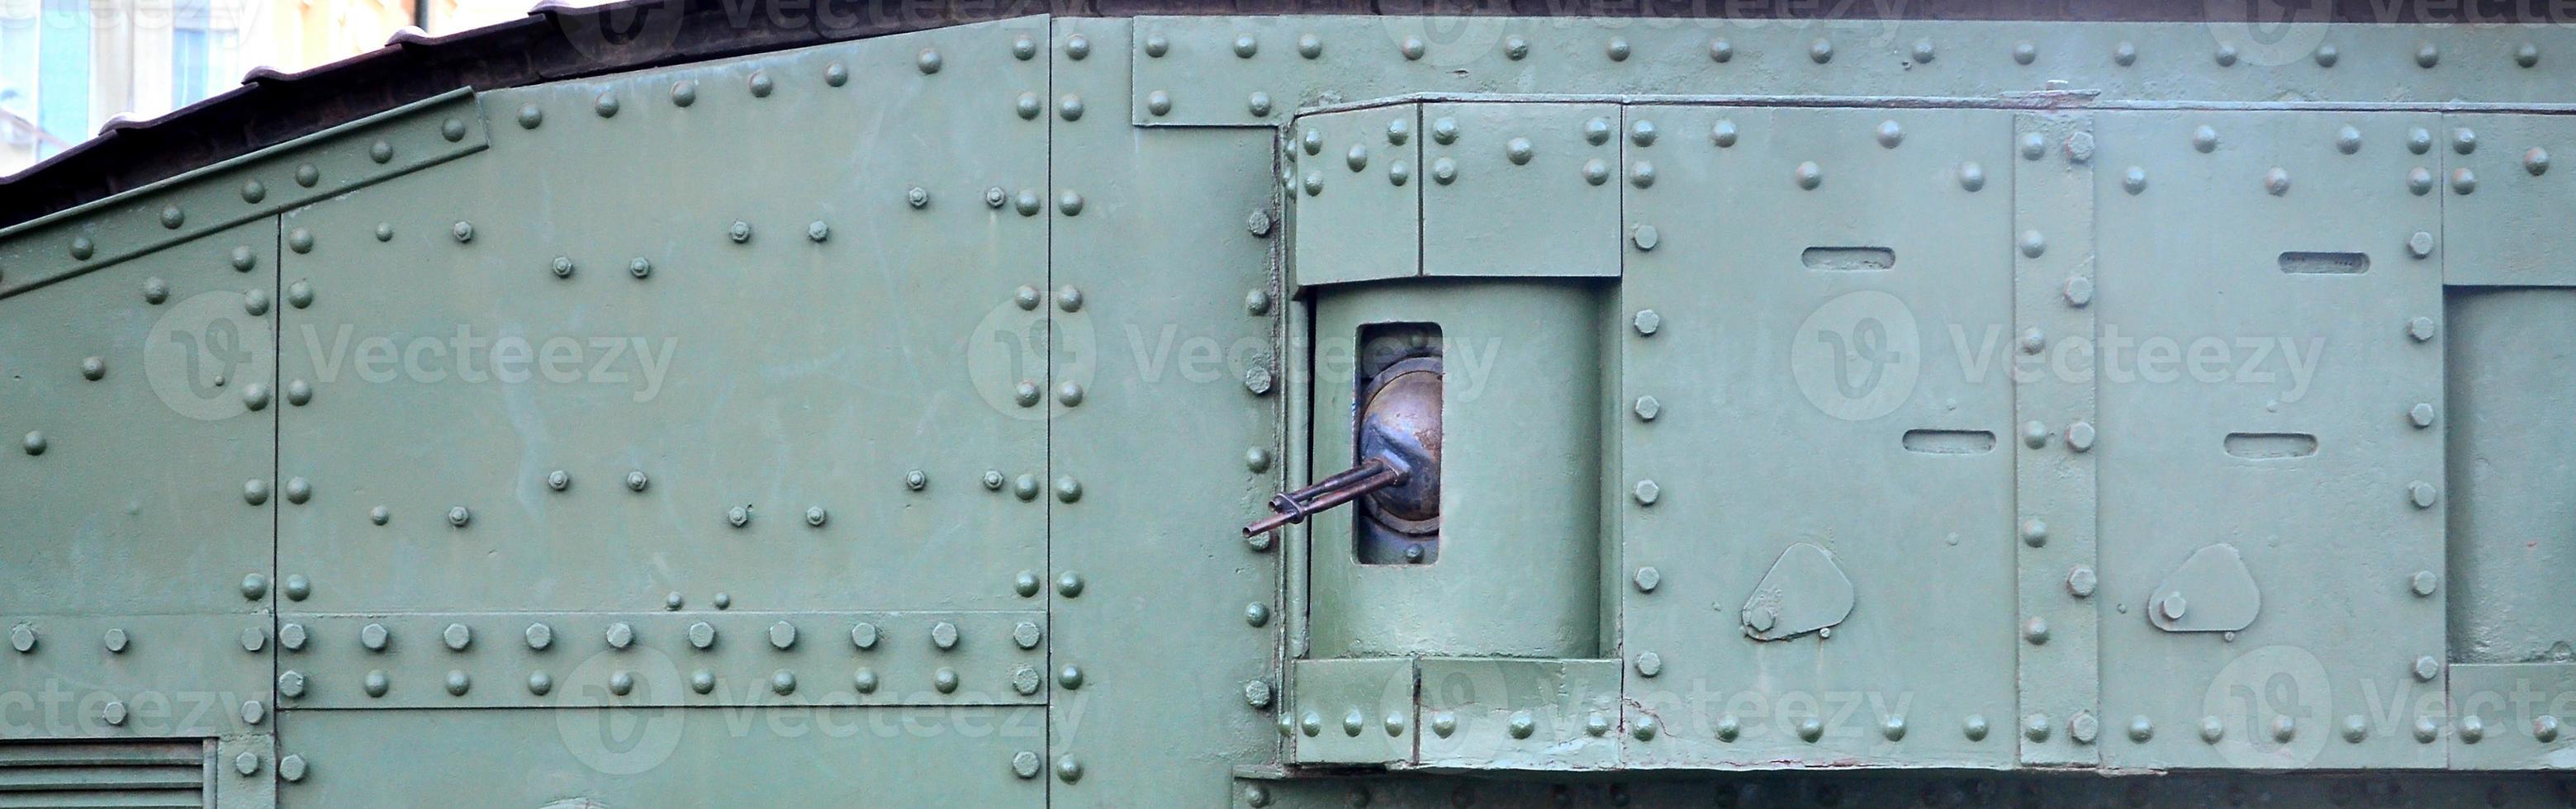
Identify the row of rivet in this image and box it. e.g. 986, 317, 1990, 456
1134, 33, 2542, 121
279, 662, 1021, 699
50, 116, 468, 264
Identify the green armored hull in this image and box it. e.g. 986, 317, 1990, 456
5, 2, 2576, 805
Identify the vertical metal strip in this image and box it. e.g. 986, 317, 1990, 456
2012, 110, 2102, 767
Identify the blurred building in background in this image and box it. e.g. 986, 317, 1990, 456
0, 0, 538, 176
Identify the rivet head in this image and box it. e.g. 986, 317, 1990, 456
1430, 116, 1459, 144
529, 622, 557, 649
515, 103, 543, 129
2412, 570, 2441, 596
771, 669, 798, 694
2071, 712, 2100, 745
1054, 476, 1082, 503
1014, 474, 1041, 500
1963, 714, 1990, 740
1794, 161, 1823, 189
2417, 43, 2441, 68
2414, 717, 2441, 742
1633, 309, 1662, 336
527, 671, 555, 695
1605, 36, 1630, 61
243, 290, 273, 317
2462, 715, 2487, 742
1912, 39, 1936, 63
2024, 714, 2052, 742
2012, 40, 2037, 64
913, 48, 942, 73
363, 669, 389, 697
853, 667, 879, 693
2526, 147, 2553, 176
1810, 38, 1834, 63
2067, 565, 2099, 598
2315, 44, 2340, 67
444, 669, 471, 696
2409, 316, 2440, 342
1711, 119, 1738, 147
1230, 34, 1257, 58
1583, 117, 1612, 145
2019, 132, 2047, 160
2023, 617, 2050, 644
244, 479, 270, 505
1506, 711, 1536, 739
2451, 168, 2478, 195
1875, 120, 1903, 149
1295, 33, 1321, 59
2019, 230, 2047, 258
1057, 190, 1084, 215
240, 179, 267, 202
286, 281, 314, 310
1634, 651, 1663, 677
1146, 90, 1172, 116
2339, 714, 2370, 743
1345, 144, 1369, 172
1054, 755, 1082, 783
2537, 715, 2562, 742
1630, 119, 1658, 147
2113, 41, 2137, 65
1799, 717, 1826, 741
2129, 716, 2155, 742
2119, 166, 2148, 195
2213, 44, 2239, 66
158, 204, 187, 229
1057, 664, 1084, 689
1245, 92, 1272, 117
1245, 603, 1271, 627
1629, 161, 1656, 188
606, 670, 634, 695
593, 92, 619, 117
1505, 138, 1533, 165
69, 235, 96, 261
2064, 276, 2095, 307
2023, 420, 2052, 449
2518, 42, 2542, 67
282, 574, 310, 600
1956, 161, 1985, 192
293, 163, 320, 187
1397, 35, 1426, 60
2265, 168, 2291, 196
1430, 158, 1456, 185
2193, 125, 2220, 153
1633, 395, 1663, 422
21, 431, 46, 457
1064, 34, 1089, 59
1056, 571, 1084, 598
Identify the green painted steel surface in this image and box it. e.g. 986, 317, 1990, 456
10, 9, 2576, 804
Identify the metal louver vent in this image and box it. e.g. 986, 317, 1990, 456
0, 740, 208, 808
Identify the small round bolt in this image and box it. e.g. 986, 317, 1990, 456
2013, 40, 2037, 64
1056, 571, 1084, 598
2412, 570, 2440, 596
442, 623, 471, 651
2408, 231, 2436, 258
1960, 162, 1985, 192
2067, 565, 2098, 598
1633, 310, 1661, 336
1633, 395, 1662, 421
2019, 132, 2047, 160
2194, 125, 2220, 153
1632, 480, 1660, 505
804, 506, 828, 527
1876, 121, 1903, 149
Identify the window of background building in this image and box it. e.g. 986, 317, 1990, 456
172, 0, 214, 106
34, 0, 85, 158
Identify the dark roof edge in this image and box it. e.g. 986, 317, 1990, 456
0, 0, 2522, 228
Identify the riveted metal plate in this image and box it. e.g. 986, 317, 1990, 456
2093, 110, 2445, 769
0, 90, 484, 299
1421, 102, 1619, 278
1289, 103, 1421, 287
0, 217, 277, 617
1231, 769, 2576, 808
0, 613, 273, 739
273, 19, 1051, 614
1130, 17, 2576, 128
274, 611, 1041, 709
2013, 111, 2100, 768
1287, 657, 1414, 764
1619, 106, 2016, 769
274, 707, 1046, 807
2448, 663, 2576, 769
1418, 657, 1618, 770
2441, 114, 2576, 286
1048, 17, 1285, 807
